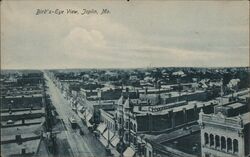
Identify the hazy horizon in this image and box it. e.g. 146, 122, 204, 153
2, 65, 249, 71
1, 1, 249, 69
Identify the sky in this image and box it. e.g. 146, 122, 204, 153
1, 1, 249, 69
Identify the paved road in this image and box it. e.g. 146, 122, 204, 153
44, 73, 106, 157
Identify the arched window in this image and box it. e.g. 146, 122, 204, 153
233, 139, 238, 153
126, 121, 129, 129
210, 134, 214, 146
227, 138, 232, 151
221, 136, 226, 150
125, 133, 129, 142
204, 133, 209, 145
215, 135, 220, 148
130, 122, 133, 130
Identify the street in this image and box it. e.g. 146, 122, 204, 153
44, 73, 106, 157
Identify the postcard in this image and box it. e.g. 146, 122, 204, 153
1, 1, 249, 157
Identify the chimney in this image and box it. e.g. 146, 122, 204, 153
8, 104, 12, 112
126, 87, 129, 93
16, 134, 22, 144
21, 147, 26, 155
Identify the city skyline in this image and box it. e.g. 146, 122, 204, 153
1, 1, 249, 69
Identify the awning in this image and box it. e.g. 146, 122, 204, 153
123, 147, 135, 157
103, 130, 115, 140
97, 123, 107, 134
109, 131, 114, 139
111, 136, 120, 147
86, 113, 92, 121
77, 105, 84, 111
103, 130, 109, 139
78, 112, 85, 120
84, 110, 93, 122
86, 121, 93, 128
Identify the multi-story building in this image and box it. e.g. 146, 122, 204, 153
0, 71, 49, 157
115, 93, 217, 156
199, 102, 250, 157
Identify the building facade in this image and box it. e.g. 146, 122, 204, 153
199, 104, 250, 157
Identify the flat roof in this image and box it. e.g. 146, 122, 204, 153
1, 139, 40, 156
1, 108, 45, 116
227, 102, 245, 109
135, 99, 218, 115
144, 125, 200, 143
163, 132, 201, 156
3, 93, 43, 98
242, 112, 250, 124
1, 117, 44, 126
141, 90, 206, 99
1, 124, 42, 137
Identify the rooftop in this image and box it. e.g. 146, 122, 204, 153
163, 132, 201, 156
134, 99, 218, 115
1, 124, 42, 138
1, 108, 45, 117
106, 110, 116, 117
242, 112, 250, 125
1, 139, 41, 156
226, 102, 245, 109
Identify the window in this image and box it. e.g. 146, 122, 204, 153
130, 122, 133, 130
233, 139, 238, 153
205, 153, 210, 157
119, 130, 122, 136
149, 151, 152, 157
125, 122, 129, 129
210, 134, 214, 146
215, 135, 220, 148
134, 137, 137, 145
227, 138, 232, 151
221, 136, 226, 150
204, 133, 209, 145
125, 134, 129, 142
